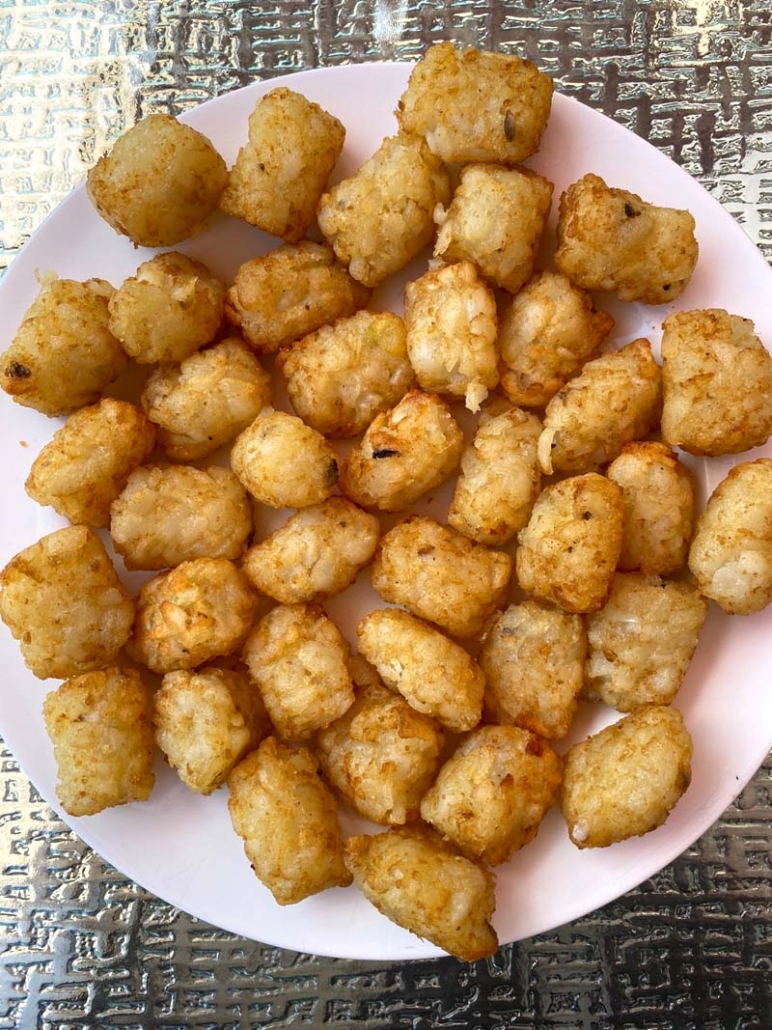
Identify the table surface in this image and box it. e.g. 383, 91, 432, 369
1, 1, 771, 1027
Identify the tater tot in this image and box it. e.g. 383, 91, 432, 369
498, 271, 615, 408
480, 601, 586, 740
277, 311, 415, 437
242, 498, 379, 604
396, 41, 553, 166
225, 242, 371, 354
434, 164, 553, 295
0, 526, 134, 680
316, 682, 445, 825
607, 442, 695, 576
688, 458, 772, 615
356, 609, 484, 732
110, 465, 252, 570
0, 276, 126, 417
516, 474, 624, 613
128, 559, 258, 674
86, 113, 228, 247
228, 737, 351, 905
560, 706, 693, 849
339, 391, 463, 512
242, 603, 354, 741
317, 134, 451, 287
554, 173, 698, 304
344, 826, 498, 962
660, 309, 772, 456
43, 668, 154, 817
537, 338, 662, 475
448, 406, 542, 545
220, 87, 345, 242
371, 516, 513, 638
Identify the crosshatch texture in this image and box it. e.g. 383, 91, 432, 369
1, 0, 771, 1026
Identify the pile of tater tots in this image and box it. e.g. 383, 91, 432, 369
3, 42, 772, 962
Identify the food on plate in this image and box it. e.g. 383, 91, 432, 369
86, 112, 228, 247
560, 705, 693, 848
43, 668, 154, 817
228, 737, 352, 905
220, 86, 345, 242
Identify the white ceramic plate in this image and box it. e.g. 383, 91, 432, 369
1, 62, 771, 962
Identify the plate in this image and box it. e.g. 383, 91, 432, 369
1, 62, 772, 962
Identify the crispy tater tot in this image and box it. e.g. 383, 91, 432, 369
344, 826, 498, 962
43, 668, 154, 817
688, 458, 772, 615
554, 173, 698, 304
86, 112, 228, 247
371, 516, 512, 638
317, 134, 451, 287
516, 473, 624, 613
339, 391, 463, 512
561, 705, 693, 849
277, 311, 415, 438
660, 309, 772, 456
225, 242, 371, 354
220, 87, 345, 242
480, 601, 586, 740
356, 609, 484, 732
242, 498, 379, 605
316, 682, 445, 825
0, 526, 134, 680
228, 737, 352, 905
396, 41, 553, 166
0, 276, 126, 417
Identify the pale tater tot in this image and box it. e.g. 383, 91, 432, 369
129, 559, 258, 674
141, 337, 272, 460
316, 682, 445, 825
111, 465, 252, 570
421, 725, 562, 865
396, 42, 553, 166
108, 252, 225, 365
228, 737, 351, 905
480, 601, 586, 740
403, 261, 498, 412
661, 309, 772, 456
607, 442, 695, 576
43, 668, 154, 817
448, 406, 542, 545
242, 603, 354, 741
225, 242, 371, 354
434, 164, 553, 295
585, 574, 708, 711
242, 498, 379, 604
537, 338, 662, 475
86, 113, 228, 247
277, 311, 415, 438
688, 458, 772, 615
516, 474, 624, 613
339, 391, 463, 512
0, 526, 134, 680
231, 411, 338, 509
371, 516, 512, 638
317, 134, 451, 287
356, 609, 484, 732
554, 173, 698, 304
344, 826, 498, 962
0, 276, 126, 417
498, 271, 615, 408
220, 87, 345, 242
561, 706, 693, 849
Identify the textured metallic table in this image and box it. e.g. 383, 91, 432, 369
1, 2, 771, 1026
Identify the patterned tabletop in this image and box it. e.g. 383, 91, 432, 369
1, 2, 771, 1027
